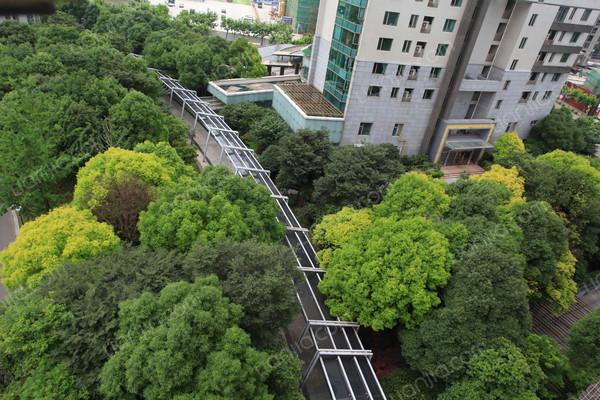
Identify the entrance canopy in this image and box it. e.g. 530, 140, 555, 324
445, 138, 495, 151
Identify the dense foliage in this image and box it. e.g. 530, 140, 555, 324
0, 206, 119, 289
527, 108, 599, 156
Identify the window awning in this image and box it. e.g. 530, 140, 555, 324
445, 139, 495, 150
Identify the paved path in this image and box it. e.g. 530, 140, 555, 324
0, 211, 18, 299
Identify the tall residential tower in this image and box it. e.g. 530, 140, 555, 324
304, 0, 600, 165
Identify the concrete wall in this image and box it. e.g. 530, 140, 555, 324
341, 60, 442, 153
272, 86, 344, 143
309, 0, 338, 92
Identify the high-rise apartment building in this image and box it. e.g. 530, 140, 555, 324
305, 0, 600, 165
578, 14, 600, 65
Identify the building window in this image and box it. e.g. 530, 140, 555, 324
529, 72, 538, 83
409, 66, 420, 80
571, 32, 581, 43
582, 9, 592, 22
423, 89, 435, 99
530, 120, 538, 127
358, 123, 373, 136
409, 14, 419, 28
495, 100, 503, 109
471, 91, 481, 102
430, 67, 441, 79
520, 92, 531, 103
532, 91, 539, 101
383, 11, 399, 26
503, 80, 511, 90
560, 53, 570, 63
543, 91, 552, 100
436, 44, 449, 56
519, 37, 528, 49
569, 8, 577, 20
368, 86, 382, 96
402, 88, 414, 102
391, 87, 400, 98
372, 63, 388, 74
541, 73, 548, 82
443, 19, 456, 32
397, 65, 405, 76
415, 42, 426, 57
549, 53, 557, 62
377, 38, 393, 51
392, 123, 404, 137
402, 40, 412, 53
450, 0, 462, 6
510, 59, 518, 70
552, 73, 561, 82
529, 14, 538, 26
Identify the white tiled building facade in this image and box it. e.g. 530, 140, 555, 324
307, 0, 600, 164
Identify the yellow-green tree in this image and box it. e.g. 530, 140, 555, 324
0, 206, 119, 289
72, 147, 177, 210
319, 217, 453, 330
471, 165, 525, 204
493, 131, 526, 165
312, 207, 373, 269
375, 172, 450, 220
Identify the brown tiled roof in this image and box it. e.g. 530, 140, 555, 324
277, 83, 344, 118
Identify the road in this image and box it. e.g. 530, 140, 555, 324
0, 211, 18, 299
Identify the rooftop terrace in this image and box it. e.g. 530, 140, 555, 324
277, 83, 344, 118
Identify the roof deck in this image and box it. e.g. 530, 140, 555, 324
276, 83, 344, 118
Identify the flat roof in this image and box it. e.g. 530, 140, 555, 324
277, 83, 344, 118
211, 75, 301, 94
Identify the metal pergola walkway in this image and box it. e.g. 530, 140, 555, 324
152, 69, 386, 400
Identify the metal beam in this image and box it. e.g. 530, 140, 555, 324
308, 320, 360, 328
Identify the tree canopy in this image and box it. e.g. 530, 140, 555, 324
567, 308, 600, 391
527, 107, 599, 156
0, 206, 119, 289
319, 216, 453, 330
99, 276, 297, 400
138, 167, 284, 252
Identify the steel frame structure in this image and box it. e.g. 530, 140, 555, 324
153, 69, 386, 400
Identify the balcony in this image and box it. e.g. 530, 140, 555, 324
459, 75, 502, 92
551, 21, 594, 33
428, 0, 439, 8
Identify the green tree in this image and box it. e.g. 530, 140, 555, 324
108, 90, 187, 149
0, 206, 119, 289
185, 240, 300, 349
319, 217, 453, 330
375, 172, 450, 220
175, 39, 226, 91
220, 103, 273, 135
567, 308, 600, 391
493, 131, 526, 166
438, 339, 539, 400
138, 167, 284, 252
245, 113, 290, 153
228, 38, 268, 78
313, 144, 406, 212
525, 334, 569, 399
522, 150, 600, 271
261, 129, 331, 194
0, 89, 86, 217
0, 297, 87, 399
99, 276, 297, 400
312, 207, 373, 269
400, 232, 531, 379
512, 201, 575, 311
143, 28, 186, 74
527, 108, 599, 156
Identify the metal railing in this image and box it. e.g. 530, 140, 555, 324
153, 69, 386, 400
